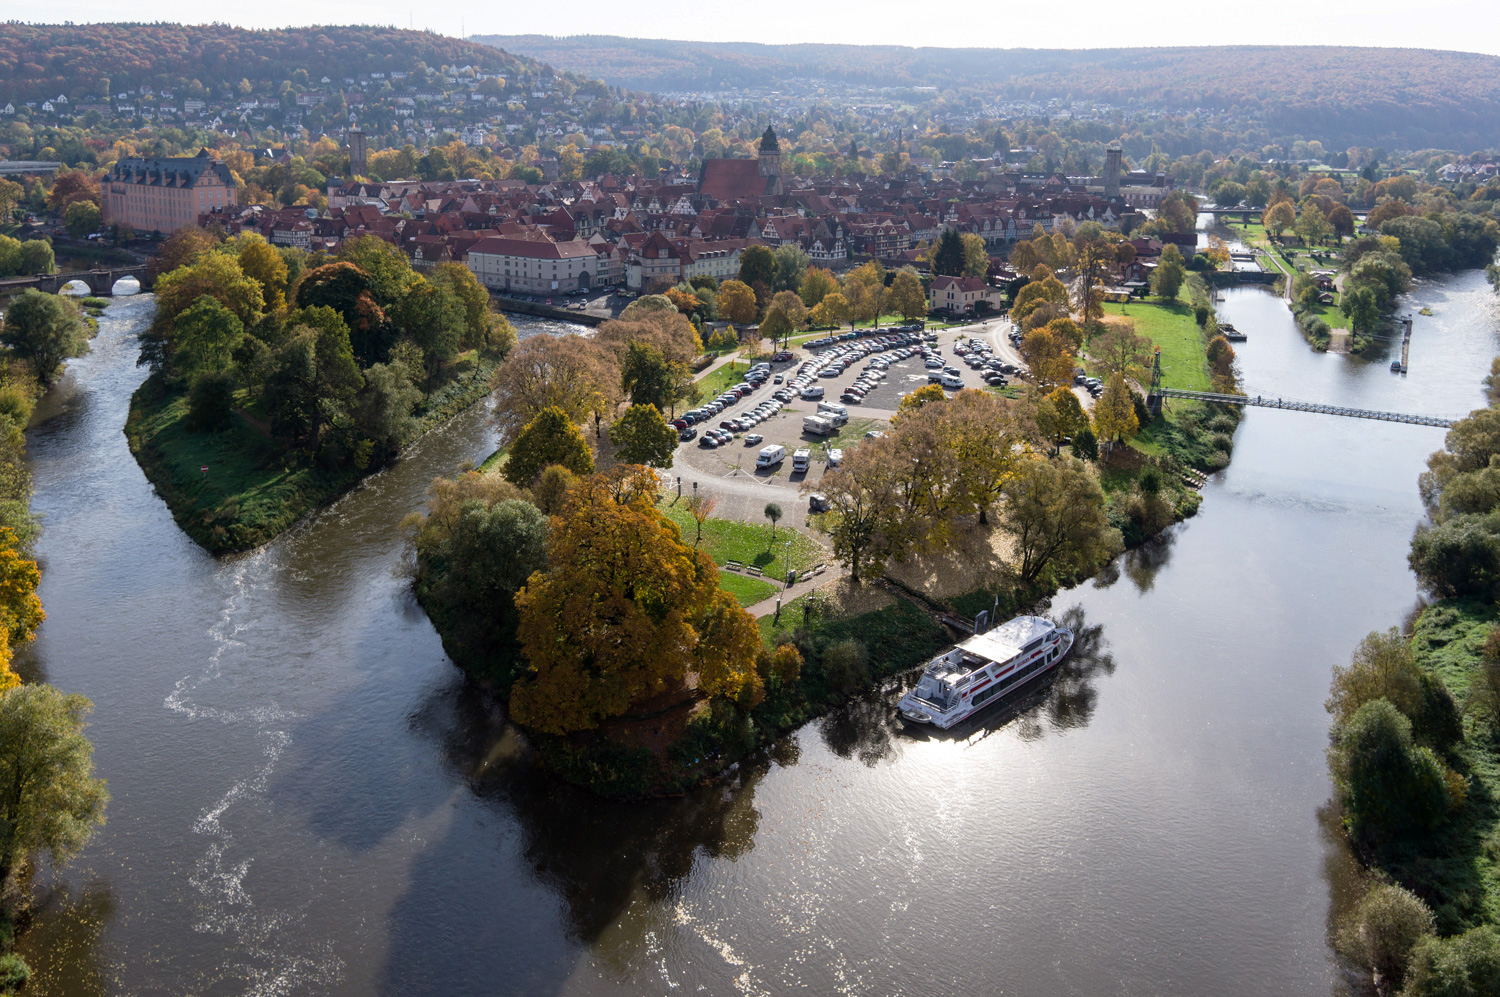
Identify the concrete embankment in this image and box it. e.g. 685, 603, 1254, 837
491, 295, 608, 326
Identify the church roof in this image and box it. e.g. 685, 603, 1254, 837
760, 126, 779, 153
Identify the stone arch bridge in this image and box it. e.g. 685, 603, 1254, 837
0, 264, 152, 297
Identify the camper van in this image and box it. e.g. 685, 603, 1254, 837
803, 414, 835, 436
816, 402, 849, 426
792, 448, 812, 472
755, 444, 786, 469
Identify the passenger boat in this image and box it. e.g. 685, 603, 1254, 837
896, 615, 1074, 729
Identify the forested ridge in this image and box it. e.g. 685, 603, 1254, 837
0, 24, 549, 102
479, 36, 1500, 149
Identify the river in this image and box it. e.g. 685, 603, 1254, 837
9, 275, 1499, 995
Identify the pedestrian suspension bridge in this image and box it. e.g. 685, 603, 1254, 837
1144, 350, 1460, 429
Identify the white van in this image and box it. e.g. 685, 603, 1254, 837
803, 414, 835, 435
941, 373, 964, 389
816, 402, 849, 426
756, 444, 786, 469
792, 448, 812, 472
801, 385, 826, 400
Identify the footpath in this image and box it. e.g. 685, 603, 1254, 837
742, 564, 849, 619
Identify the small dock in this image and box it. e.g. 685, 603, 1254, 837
1391, 315, 1413, 374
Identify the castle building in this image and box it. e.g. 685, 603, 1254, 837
101, 148, 236, 234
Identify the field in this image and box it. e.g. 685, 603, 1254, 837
1098, 291, 1211, 392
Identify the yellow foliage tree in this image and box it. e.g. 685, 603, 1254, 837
1093, 373, 1140, 447
717, 279, 758, 325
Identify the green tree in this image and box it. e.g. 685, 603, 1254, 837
63, 199, 101, 239
998, 456, 1121, 587
505, 406, 595, 487
736, 244, 776, 290
0, 685, 109, 888
619, 341, 687, 412
0, 289, 89, 382
610, 403, 677, 468
17, 240, 54, 276
172, 295, 245, 377
1408, 515, 1500, 598
1328, 628, 1462, 749
960, 232, 990, 277
1296, 203, 1332, 246
1334, 883, 1435, 991
764, 502, 783, 547
772, 243, 810, 292
1150, 245, 1186, 301
1340, 285, 1381, 336
353, 361, 422, 460
396, 277, 465, 375
931, 229, 966, 277
1330, 698, 1457, 844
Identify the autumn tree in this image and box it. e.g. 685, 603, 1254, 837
685, 493, 718, 547
490, 333, 619, 443
1328, 204, 1357, 243
842, 260, 886, 327
1091, 321, 1154, 382
226, 232, 290, 311
717, 279, 758, 325
1019, 327, 1076, 393
895, 382, 948, 420
512, 474, 762, 732
0, 685, 110, 889
809, 291, 851, 329
505, 406, 595, 487
46, 171, 100, 212
1263, 201, 1296, 242
1011, 269, 1070, 328
798, 266, 838, 309
998, 456, 1121, 587
888, 267, 928, 321
761, 290, 808, 349
1093, 373, 1140, 448
1043, 387, 1090, 450
610, 403, 678, 468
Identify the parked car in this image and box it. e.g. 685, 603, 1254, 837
745, 433, 764, 445
700, 435, 720, 448
679, 427, 698, 441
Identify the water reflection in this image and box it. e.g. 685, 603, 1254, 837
12, 879, 115, 997
376, 675, 775, 995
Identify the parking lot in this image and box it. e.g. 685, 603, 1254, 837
671, 324, 1025, 509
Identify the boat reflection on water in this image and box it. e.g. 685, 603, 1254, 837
896, 605, 1116, 744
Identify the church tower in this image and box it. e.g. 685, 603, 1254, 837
348, 126, 367, 179
758, 126, 783, 195
1104, 145, 1122, 199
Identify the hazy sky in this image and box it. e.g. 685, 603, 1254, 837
22, 0, 1500, 57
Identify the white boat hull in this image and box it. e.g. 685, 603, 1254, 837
898, 627, 1074, 729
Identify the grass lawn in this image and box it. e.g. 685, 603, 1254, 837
718, 570, 778, 607
813, 417, 880, 456
759, 589, 949, 667
658, 500, 825, 582
696, 359, 754, 395
1099, 291, 1211, 392
477, 448, 506, 473
125, 383, 359, 552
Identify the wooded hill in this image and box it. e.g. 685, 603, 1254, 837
0, 24, 551, 103
477, 36, 1500, 150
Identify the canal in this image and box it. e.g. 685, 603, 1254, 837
11, 275, 1499, 994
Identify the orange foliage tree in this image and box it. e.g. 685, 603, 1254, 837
511, 469, 763, 733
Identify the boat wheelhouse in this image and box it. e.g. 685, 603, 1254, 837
897, 615, 1073, 729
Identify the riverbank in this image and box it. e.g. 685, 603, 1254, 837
126, 351, 500, 554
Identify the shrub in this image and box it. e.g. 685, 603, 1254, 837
1194, 304, 1211, 326
1335, 882, 1434, 990
821, 638, 870, 695
1401, 924, 1500, 997
0, 953, 29, 992
1409, 516, 1500, 598
0, 386, 32, 426
186, 371, 237, 432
